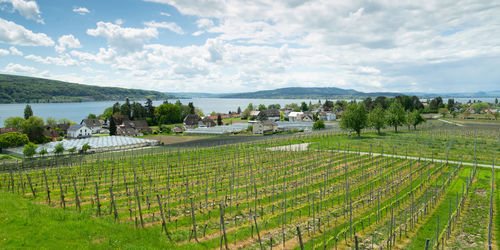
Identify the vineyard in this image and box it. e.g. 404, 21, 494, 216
0, 121, 499, 249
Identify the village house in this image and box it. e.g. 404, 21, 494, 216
288, 112, 303, 122
0, 127, 17, 134
116, 120, 151, 136
173, 126, 183, 134
43, 129, 60, 141
319, 112, 336, 121
253, 120, 278, 134
81, 118, 103, 134
260, 109, 281, 121
183, 114, 202, 129
67, 124, 91, 139
298, 112, 314, 122
249, 110, 260, 119
201, 117, 217, 127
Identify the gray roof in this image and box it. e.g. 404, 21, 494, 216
263, 109, 280, 117
81, 119, 101, 127
68, 124, 86, 132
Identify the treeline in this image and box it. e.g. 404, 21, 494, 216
341, 96, 427, 137
0, 74, 172, 103
100, 98, 201, 126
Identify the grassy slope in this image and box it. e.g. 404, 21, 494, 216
0, 192, 177, 249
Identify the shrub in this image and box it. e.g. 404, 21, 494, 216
0, 132, 29, 148
313, 120, 325, 130
23, 142, 37, 158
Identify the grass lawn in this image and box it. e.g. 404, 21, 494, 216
0, 192, 179, 249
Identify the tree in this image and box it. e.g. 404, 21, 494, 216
408, 110, 425, 129
155, 103, 182, 124
23, 142, 37, 158
24, 104, 33, 120
39, 148, 48, 156
46, 117, 57, 127
300, 102, 309, 111
87, 113, 97, 119
21, 116, 45, 142
217, 114, 223, 125
58, 118, 71, 124
439, 108, 448, 118
429, 97, 443, 112
109, 117, 117, 135
68, 146, 77, 153
145, 98, 155, 119
471, 102, 489, 113
493, 112, 499, 120
4, 117, 25, 130
54, 143, 64, 155
188, 102, 195, 115
463, 110, 471, 119
81, 143, 91, 153
496, 98, 498, 105
267, 104, 281, 110
447, 98, 455, 110
340, 102, 368, 137
313, 120, 325, 130
363, 97, 374, 110
237, 106, 242, 114
386, 101, 406, 132
368, 104, 386, 135
258, 104, 267, 111
121, 98, 132, 119
0, 132, 29, 148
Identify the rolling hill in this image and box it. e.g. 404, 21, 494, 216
218, 87, 401, 99
0, 74, 173, 103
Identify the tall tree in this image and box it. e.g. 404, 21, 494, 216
145, 98, 155, 118
386, 101, 406, 132
340, 102, 368, 137
188, 102, 195, 115
368, 104, 386, 135
217, 114, 223, 125
155, 103, 182, 124
237, 106, 242, 114
408, 110, 426, 129
4, 117, 25, 130
24, 104, 33, 120
109, 118, 117, 135
301, 102, 309, 111
121, 98, 132, 118
21, 116, 45, 142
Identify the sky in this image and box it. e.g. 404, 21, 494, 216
0, 0, 499, 94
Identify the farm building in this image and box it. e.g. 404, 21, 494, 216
253, 120, 278, 134
67, 124, 91, 139
183, 114, 202, 129
81, 118, 103, 134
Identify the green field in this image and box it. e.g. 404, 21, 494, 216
0, 120, 498, 249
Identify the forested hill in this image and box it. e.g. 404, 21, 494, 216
218, 87, 400, 99
0, 74, 173, 103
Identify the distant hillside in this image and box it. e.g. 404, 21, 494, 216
0, 74, 173, 103
218, 87, 400, 99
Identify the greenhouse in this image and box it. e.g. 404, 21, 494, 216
7, 136, 159, 155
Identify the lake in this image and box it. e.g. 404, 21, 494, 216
0, 98, 320, 125
0, 97, 495, 126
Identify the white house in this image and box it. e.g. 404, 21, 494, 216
288, 112, 303, 122
81, 119, 103, 134
67, 124, 91, 139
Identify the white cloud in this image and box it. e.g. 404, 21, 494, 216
357, 66, 381, 74
25, 54, 79, 66
0, 49, 9, 56
2, 62, 36, 73
9, 46, 23, 55
160, 12, 170, 16
55, 34, 81, 53
196, 18, 214, 29
87, 21, 158, 52
0, 17, 54, 46
72, 7, 89, 15
0, 0, 43, 23
144, 21, 184, 34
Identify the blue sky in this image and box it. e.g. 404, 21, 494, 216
0, 0, 499, 93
